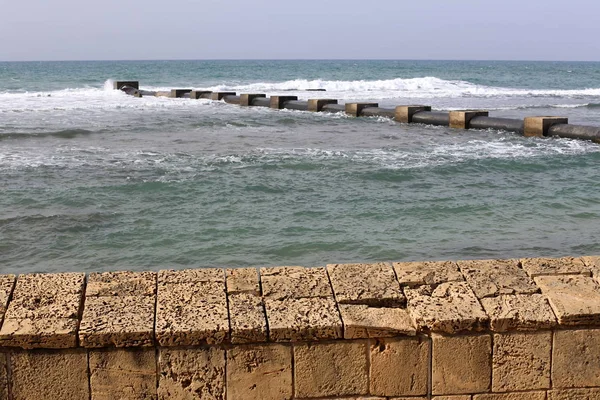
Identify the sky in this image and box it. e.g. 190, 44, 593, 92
1, 0, 600, 62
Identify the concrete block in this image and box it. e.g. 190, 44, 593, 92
264, 297, 342, 341
548, 388, 600, 400
457, 259, 538, 299
449, 110, 489, 129
553, 329, 600, 388
327, 262, 405, 307
228, 293, 267, 344
395, 105, 432, 123
10, 349, 89, 400
524, 116, 568, 137
492, 331, 551, 392
113, 81, 139, 90
473, 393, 546, 400
170, 89, 192, 98
345, 102, 378, 117
521, 256, 590, 277
308, 98, 338, 112
210, 91, 236, 101
339, 304, 416, 339
226, 344, 292, 400
370, 336, 429, 396
89, 348, 157, 400
0, 353, 7, 400
155, 91, 171, 97
405, 282, 489, 333
481, 294, 556, 332
270, 95, 298, 109
240, 93, 266, 106
535, 275, 600, 325
432, 333, 492, 395
393, 260, 463, 288
159, 347, 225, 400
158, 268, 224, 284
294, 340, 369, 398
261, 266, 332, 300
86, 271, 156, 297
226, 267, 260, 295
190, 90, 212, 99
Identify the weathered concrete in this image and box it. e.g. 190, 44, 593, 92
411, 111, 451, 126
345, 103, 379, 117
395, 105, 432, 123
211, 91, 236, 101
470, 116, 524, 133
524, 116, 569, 137
190, 90, 212, 99
170, 89, 192, 98
549, 123, 600, 143
449, 110, 490, 129
270, 95, 298, 109
240, 93, 266, 106
308, 98, 338, 112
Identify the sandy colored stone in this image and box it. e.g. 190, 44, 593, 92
339, 304, 416, 339
481, 294, 557, 332
0, 275, 15, 318
158, 268, 224, 284
159, 347, 225, 400
432, 333, 491, 395
86, 271, 157, 297
227, 344, 292, 400
294, 340, 369, 398
553, 329, 600, 388
521, 257, 590, 277
260, 266, 332, 299
0, 353, 7, 400
10, 349, 89, 400
393, 260, 463, 288
473, 393, 546, 400
0, 318, 78, 348
548, 388, 600, 400
90, 348, 157, 400
458, 259, 538, 298
79, 295, 155, 347
535, 275, 600, 325
431, 397, 472, 400
226, 268, 260, 295
327, 262, 405, 307
405, 282, 489, 333
264, 297, 342, 341
492, 331, 551, 392
582, 256, 600, 285
370, 336, 429, 396
228, 293, 267, 343
5, 293, 81, 320
11, 272, 85, 298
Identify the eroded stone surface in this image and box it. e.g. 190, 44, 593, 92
294, 340, 369, 398
227, 344, 292, 400
228, 293, 267, 344
327, 262, 405, 307
553, 329, 600, 388
11, 273, 85, 298
393, 260, 463, 288
0, 353, 7, 400
548, 388, 600, 400
521, 257, 590, 277
159, 347, 225, 400
89, 348, 157, 400
158, 268, 224, 284
0, 318, 78, 349
535, 275, 600, 325
226, 268, 260, 295
79, 296, 155, 347
370, 336, 429, 396
0, 275, 15, 319
264, 297, 342, 341
405, 282, 488, 333
339, 304, 416, 339
492, 331, 552, 392
86, 271, 156, 297
430, 397, 472, 400
260, 266, 332, 299
458, 259, 538, 298
473, 393, 546, 400
481, 294, 557, 332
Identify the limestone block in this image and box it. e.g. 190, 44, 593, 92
393, 260, 463, 288
548, 388, 600, 400
226, 268, 260, 295
473, 393, 546, 400
0, 318, 78, 349
260, 266, 332, 299
405, 282, 488, 333
432, 333, 492, 395
228, 293, 267, 344
553, 329, 600, 388
524, 116, 568, 137
226, 344, 292, 400
240, 93, 266, 106
370, 336, 429, 396
158, 347, 225, 400
0, 275, 15, 318
457, 259, 538, 298
535, 275, 600, 325
158, 268, 225, 284
492, 331, 551, 392
480, 294, 557, 332
345, 103, 378, 117
339, 304, 416, 339
307, 98, 338, 112
79, 295, 155, 347
327, 262, 405, 307
10, 349, 89, 400
264, 297, 342, 341
294, 340, 369, 398
211, 92, 236, 101
190, 90, 212, 99
89, 348, 157, 400
170, 89, 192, 98
431, 397, 472, 400
394, 105, 432, 123
270, 95, 298, 109
0, 353, 7, 400
521, 257, 590, 277
449, 110, 489, 129
86, 271, 157, 297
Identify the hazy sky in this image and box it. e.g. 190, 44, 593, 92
2, 0, 600, 61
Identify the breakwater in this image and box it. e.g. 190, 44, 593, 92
1, 256, 600, 399
115, 80, 600, 143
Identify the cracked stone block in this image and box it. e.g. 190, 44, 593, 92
474, 393, 546, 400
158, 268, 224, 284
327, 262, 405, 307
457, 259, 538, 298
86, 271, 156, 297
393, 260, 463, 288
552, 329, 600, 388
405, 282, 488, 333
226, 268, 260, 296
158, 347, 225, 400
228, 293, 267, 344
535, 275, 600, 326
480, 294, 557, 332
260, 266, 332, 299
294, 340, 368, 398
521, 257, 590, 277
339, 304, 416, 339
0, 275, 15, 320
548, 388, 600, 400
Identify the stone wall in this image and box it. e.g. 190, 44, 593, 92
0, 256, 600, 399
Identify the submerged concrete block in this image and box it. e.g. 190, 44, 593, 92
270, 95, 298, 109
240, 93, 266, 106
211, 91, 236, 101
113, 81, 139, 90
308, 99, 338, 112
524, 116, 568, 137
170, 89, 192, 98
395, 105, 432, 123
449, 110, 489, 129
345, 102, 378, 117
190, 90, 213, 99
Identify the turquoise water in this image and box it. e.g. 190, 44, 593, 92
1, 60, 600, 274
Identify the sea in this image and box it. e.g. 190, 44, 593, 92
1, 60, 599, 274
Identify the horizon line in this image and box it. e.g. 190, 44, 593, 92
1, 58, 600, 63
